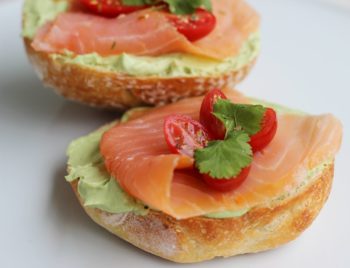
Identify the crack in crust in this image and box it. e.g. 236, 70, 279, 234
24, 38, 256, 109
69, 164, 334, 263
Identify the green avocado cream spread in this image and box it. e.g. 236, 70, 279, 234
22, 0, 260, 78
65, 100, 330, 219
65, 124, 148, 215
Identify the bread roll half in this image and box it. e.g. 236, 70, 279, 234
24, 39, 256, 109
68, 163, 333, 263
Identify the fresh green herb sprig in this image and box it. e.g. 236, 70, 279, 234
121, 0, 212, 15
194, 100, 266, 179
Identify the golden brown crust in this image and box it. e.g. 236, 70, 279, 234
24, 38, 256, 109
69, 164, 334, 263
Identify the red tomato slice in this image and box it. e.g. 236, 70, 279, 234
250, 108, 278, 152
200, 88, 227, 140
203, 166, 251, 192
164, 115, 210, 157
79, 0, 148, 17
166, 9, 216, 42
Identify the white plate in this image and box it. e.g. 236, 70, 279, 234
0, 1, 349, 267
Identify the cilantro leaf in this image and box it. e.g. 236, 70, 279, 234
122, 0, 152, 5
164, 0, 212, 14
122, 0, 212, 15
213, 99, 266, 136
194, 131, 253, 179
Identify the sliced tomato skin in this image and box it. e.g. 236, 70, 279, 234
203, 166, 251, 192
166, 9, 216, 42
79, 0, 148, 17
250, 108, 278, 152
164, 114, 210, 157
200, 88, 227, 140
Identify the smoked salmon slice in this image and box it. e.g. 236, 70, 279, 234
31, 0, 259, 59
100, 91, 342, 219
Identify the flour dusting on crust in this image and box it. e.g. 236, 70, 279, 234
101, 212, 129, 227
123, 214, 179, 258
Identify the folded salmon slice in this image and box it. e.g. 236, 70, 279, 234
31, 0, 259, 59
100, 91, 342, 219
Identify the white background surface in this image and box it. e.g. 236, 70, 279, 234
0, 0, 349, 267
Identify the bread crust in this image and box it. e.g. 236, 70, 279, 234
69, 164, 334, 263
24, 38, 256, 109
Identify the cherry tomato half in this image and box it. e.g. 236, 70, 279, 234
249, 108, 278, 152
203, 166, 251, 192
164, 114, 210, 157
166, 9, 216, 42
79, 0, 148, 17
200, 88, 227, 140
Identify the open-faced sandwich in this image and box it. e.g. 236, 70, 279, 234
65, 88, 342, 263
22, 0, 260, 108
